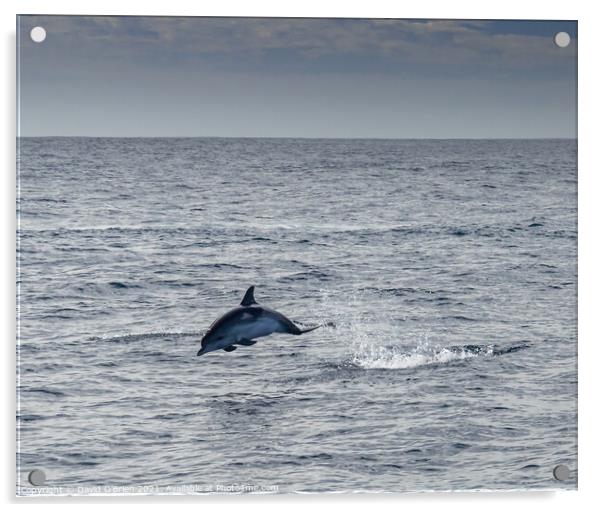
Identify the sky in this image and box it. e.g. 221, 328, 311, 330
17, 16, 577, 138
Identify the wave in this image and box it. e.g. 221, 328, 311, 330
279, 270, 332, 282
17, 219, 576, 246
350, 343, 493, 370
348, 341, 529, 370
316, 287, 529, 371
108, 281, 142, 289
86, 330, 203, 344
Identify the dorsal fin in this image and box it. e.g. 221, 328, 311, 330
240, 286, 257, 306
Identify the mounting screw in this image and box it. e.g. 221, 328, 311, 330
553, 464, 570, 481
28, 469, 46, 486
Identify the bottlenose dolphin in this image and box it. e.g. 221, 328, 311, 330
196, 286, 321, 356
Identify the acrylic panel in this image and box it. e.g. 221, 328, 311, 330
16, 16, 577, 495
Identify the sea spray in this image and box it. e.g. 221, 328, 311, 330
316, 287, 493, 369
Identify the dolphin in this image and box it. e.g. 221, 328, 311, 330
196, 286, 321, 356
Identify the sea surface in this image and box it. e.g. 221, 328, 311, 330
16, 138, 577, 494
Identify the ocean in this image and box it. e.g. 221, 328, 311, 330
16, 137, 577, 494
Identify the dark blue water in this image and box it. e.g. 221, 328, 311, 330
17, 138, 577, 494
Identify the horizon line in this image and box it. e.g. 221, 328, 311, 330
16, 135, 577, 141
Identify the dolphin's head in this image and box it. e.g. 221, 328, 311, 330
197, 324, 230, 356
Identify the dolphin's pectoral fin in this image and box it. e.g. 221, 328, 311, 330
240, 286, 258, 306
223, 346, 237, 352
237, 338, 257, 346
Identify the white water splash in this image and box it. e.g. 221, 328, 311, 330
351, 342, 492, 370
316, 287, 493, 370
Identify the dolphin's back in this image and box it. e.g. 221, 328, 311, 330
202, 305, 299, 346
197, 286, 321, 356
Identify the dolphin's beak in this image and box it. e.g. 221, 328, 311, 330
196, 347, 205, 357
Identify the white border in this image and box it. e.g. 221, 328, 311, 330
3, 0, 600, 509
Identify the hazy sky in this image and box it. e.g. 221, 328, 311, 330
17, 16, 577, 138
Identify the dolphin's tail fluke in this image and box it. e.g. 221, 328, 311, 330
295, 324, 322, 335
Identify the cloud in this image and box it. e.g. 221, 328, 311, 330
19, 16, 576, 78
16, 16, 576, 137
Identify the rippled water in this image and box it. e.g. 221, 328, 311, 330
17, 138, 577, 494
